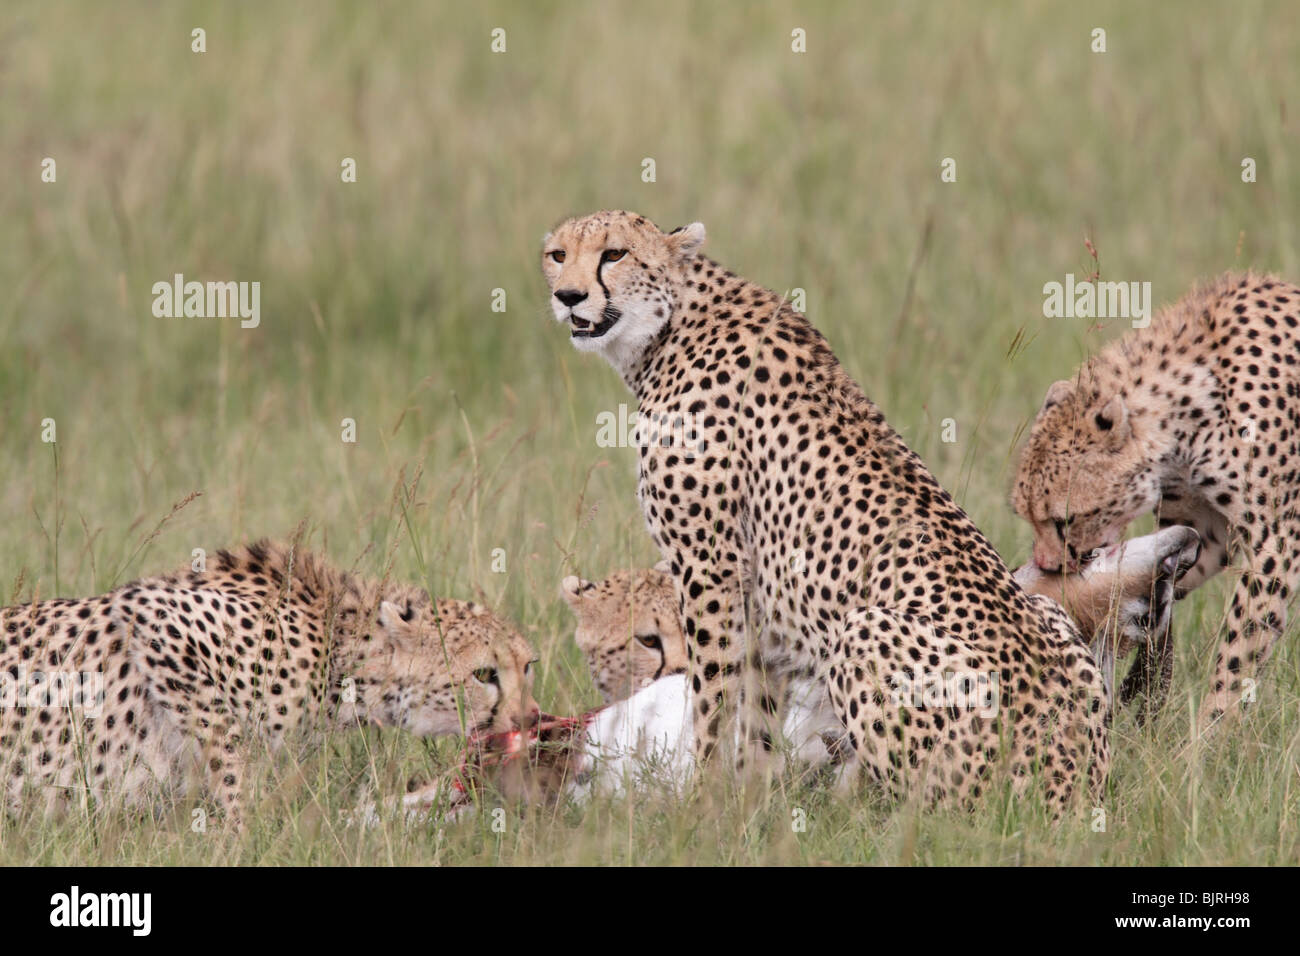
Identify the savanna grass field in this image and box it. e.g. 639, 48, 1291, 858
2, 0, 1298, 867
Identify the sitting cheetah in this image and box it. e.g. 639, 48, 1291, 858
1, 540, 538, 825
565, 525, 1200, 721
542, 210, 1113, 809
1013, 272, 1300, 726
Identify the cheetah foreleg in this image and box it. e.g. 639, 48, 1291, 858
1198, 539, 1292, 728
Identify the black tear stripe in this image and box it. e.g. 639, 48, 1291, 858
596, 256, 612, 302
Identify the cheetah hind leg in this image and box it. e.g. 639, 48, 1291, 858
828, 606, 995, 806
196, 715, 248, 833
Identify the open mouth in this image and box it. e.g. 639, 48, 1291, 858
570, 306, 622, 339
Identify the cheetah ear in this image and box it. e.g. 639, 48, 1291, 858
560, 575, 590, 607
1037, 380, 1074, 419
667, 222, 706, 263
1095, 394, 1131, 444
378, 600, 403, 629
377, 601, 416, 651
652, 559, 671, 574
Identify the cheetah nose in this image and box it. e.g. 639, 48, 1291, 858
1033, 541, 1062, 572
555, 289, 588, 308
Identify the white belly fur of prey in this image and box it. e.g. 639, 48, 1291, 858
572, 672, 842, 801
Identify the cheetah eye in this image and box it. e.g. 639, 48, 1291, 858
602, 249, 627, 263
472, 667, 498, 685
1052, 518, 1069, 541
548, 250, 566, 263
635, 633, 662, 650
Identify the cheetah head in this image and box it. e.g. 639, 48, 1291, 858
347, 595, 540, 737
1012, 378, 1162, 571
560, 562, 688, 704
541, 210, 706, 379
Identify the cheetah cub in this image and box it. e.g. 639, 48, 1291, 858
559, 561, 686, 704
0, 541, 538, 825
1014, 273, 1300, 727
544, 210, 1115, 809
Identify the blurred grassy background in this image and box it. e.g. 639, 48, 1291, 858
1, 0, 1298, 863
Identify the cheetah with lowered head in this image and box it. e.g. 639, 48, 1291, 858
1013, 273, 1300, 727
543, 210, 1112, 808
1, 540, 538, 824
